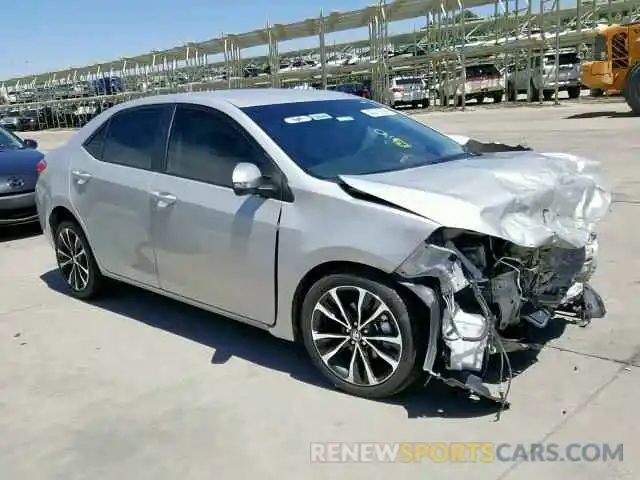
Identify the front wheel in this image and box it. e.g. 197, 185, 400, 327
624, 64, 640, 114
300, 273, 425, 399
55, 220, 105, 300
567, 86, 580, 99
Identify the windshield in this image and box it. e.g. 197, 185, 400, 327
242, 99, 467, 180
0, 127, 25, 150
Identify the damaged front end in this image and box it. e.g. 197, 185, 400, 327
396, 228, 606, 412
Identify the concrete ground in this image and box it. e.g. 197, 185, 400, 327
1, 100, 638, 479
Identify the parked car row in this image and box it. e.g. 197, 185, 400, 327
0, 101, 117, 131
1, 77, 126, 105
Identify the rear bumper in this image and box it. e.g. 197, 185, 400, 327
392, 92, 428, 104
544, 80, 581, 90
0, 191, 39, 226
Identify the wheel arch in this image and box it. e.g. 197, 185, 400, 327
49, 205, 80, 234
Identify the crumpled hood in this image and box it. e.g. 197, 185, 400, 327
339, 151, 611, 248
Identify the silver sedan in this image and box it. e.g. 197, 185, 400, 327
36, 89, 610, 402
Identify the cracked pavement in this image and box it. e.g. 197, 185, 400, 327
0, 101, 638, 479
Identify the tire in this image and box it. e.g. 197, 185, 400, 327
476, 96, 484, 104
543, 90, 554, 101
624, 64, 640, 114
421, 98, 430, 108
300, 273, 425, 399
493, 92, 503, 103
54, 220, 104, 300
591, 88, 604, 97
527, 81, 540, 102
567, 86, 580, 99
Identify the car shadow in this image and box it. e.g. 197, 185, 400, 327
565, 110, 637, 119
39, 268, 563, 420
0, 223, 42, 243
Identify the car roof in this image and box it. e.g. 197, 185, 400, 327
118, 88, 356, 109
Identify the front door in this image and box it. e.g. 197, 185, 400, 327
70, 104, 172, 286
150, 103, 281, 325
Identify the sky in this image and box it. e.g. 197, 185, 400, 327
1, 0, 435, 80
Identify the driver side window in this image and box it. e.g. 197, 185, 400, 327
165, 104, 269, 188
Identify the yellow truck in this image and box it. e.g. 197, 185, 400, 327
581, 21, 640, 112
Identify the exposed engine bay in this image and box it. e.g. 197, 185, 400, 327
403, 227, 605, 414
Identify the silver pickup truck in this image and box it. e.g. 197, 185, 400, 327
506, 49, 582, 101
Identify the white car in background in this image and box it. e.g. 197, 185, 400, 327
389, 76, 429, 109
438, 63, 505, 105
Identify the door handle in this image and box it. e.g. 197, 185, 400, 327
150, 190, 177, 207
71, 170, 92, 184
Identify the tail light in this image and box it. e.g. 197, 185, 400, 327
391, 87, 404, 92
36, 159, 47, 175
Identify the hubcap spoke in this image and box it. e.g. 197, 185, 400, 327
363, 339, 400, 370
355, 287, 367, 329
321, 338, 349, 363
359, 303, 388, 331
357, 345, 378, 385
312, 332, 348, 341
314, 303, 350, 330
346, 346, 359, 383
362, 334, 403, 346
329, 288, 352, 328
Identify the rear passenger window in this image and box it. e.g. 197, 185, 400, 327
83, 122, 108, 159
102, 105, 168, 169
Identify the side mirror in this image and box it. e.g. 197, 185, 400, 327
23, 139, 38, 149
232, 162, 264, 196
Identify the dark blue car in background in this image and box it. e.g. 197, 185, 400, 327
0, 126, 44, 227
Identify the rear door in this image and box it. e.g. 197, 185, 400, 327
69, 104, 173, 286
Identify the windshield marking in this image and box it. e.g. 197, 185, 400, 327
284, 115, 313, 124
361, 107, 397, 117
309, 113, 332, 120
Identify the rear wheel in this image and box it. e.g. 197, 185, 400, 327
421, 98, 430, 108
527, 81, 540, 102
567, 86, 580, 99
543, 90, 554, 101
492, 92, 503, 103
54, 220, 104, 300
300, 273, 425, 399
624, 64, 640, 114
